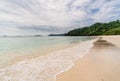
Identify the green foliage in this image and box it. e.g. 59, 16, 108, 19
65, 20, 120, 36
104, 28, 120, 35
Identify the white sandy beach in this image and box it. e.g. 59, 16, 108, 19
0, 35, 120, 81
102, 35, 120, 48
57, 35, 120, 81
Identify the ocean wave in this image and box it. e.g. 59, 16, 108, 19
0, 38, 98, 81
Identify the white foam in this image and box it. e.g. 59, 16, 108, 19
0, 39, 98, 81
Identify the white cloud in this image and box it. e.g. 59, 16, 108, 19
91, 0, 120, 22
0, 0, 120, 35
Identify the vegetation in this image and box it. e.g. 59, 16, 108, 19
65, 20, 120, 36
104, 28, 120, 35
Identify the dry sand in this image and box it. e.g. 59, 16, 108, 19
101, 35, 120, 48
57, 35, 120, 81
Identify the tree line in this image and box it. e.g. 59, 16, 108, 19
65, 20, 120, 36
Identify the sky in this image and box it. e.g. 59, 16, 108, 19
0, 0, 120, 36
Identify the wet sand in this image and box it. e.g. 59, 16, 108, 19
0, 38, 97, 81
0, 42, 77, 68
57, 35, 120, 81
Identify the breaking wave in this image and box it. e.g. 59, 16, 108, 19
0, 39, 97, 81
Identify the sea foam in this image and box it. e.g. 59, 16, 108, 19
0, 38, 97, 81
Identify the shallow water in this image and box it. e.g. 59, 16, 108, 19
0, 36, 93, 53
0, 36, 94, 66
0, 37, 97, 81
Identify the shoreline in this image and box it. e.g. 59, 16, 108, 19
1, 35, 119, 81
0, 41, 79, 68
57, 35, 120, 81
0, 36, 96, 68
0, 37, 97, 81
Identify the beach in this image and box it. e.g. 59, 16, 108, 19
0, 36, 96, 81
0, 36, 90, 67
0, 0, 120, 81
0, 36, 120, 81
57, 35, 120, 81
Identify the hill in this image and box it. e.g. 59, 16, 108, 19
65, 20, 120, 36
104, 28, 120, 35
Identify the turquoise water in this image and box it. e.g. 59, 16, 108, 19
0, 37, 97, 81
0, 36, 94, 53
0, 36, 95, 66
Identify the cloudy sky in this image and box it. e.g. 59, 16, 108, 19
0, 0, 120, 35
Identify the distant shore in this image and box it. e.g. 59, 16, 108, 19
57, 35, 120, 81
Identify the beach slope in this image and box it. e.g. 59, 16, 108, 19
57, 35, 120, 81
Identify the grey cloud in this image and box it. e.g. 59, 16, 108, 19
19, 25, 69, 33
0, 0, 120, 35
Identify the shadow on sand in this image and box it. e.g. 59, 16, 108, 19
93, 37, 118, 49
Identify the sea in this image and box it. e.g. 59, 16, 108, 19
0, 36, 97, 81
